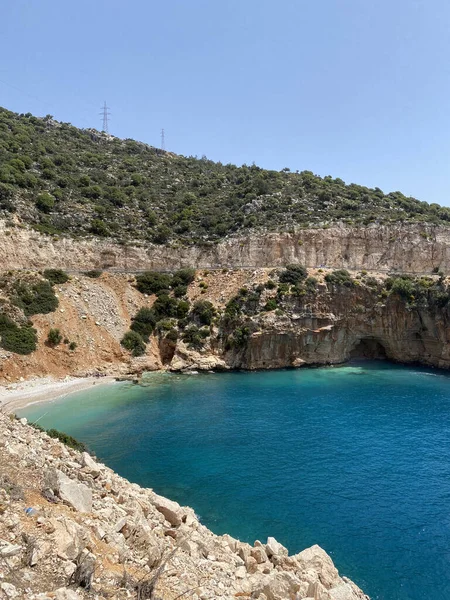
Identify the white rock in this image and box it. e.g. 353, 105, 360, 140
329, 583, 362, 600
234, 566, 247, 579
294, 544, 341, 589
55, 588, 82, 600
152, 493, 183, 527
81, 452, 101, 477
0, 582, 18, 598
45, 468, 92, 512
0, 539, 22, 557
265, 536, 288, 558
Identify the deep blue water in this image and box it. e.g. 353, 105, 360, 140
18, 362, 450, 600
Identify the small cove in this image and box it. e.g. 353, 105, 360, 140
18, 362, 450, 600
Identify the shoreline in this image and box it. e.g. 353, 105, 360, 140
0, 375, 118, 413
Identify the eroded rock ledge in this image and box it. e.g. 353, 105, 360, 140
2, 220, 450, 273
0, 413, 369, 599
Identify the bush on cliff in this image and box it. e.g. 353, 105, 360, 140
191, 300, 216, 325
12, 280, 58, 315
135, 272, 172, 295
121, 330, 146, 356
47, 328, 62, 346
324, 269, 354, 287
279, 264, 307, 285
130, 307, 157, 341
43, 269, 70, 285
182, 325, 209, 350
0, 315, 37, 355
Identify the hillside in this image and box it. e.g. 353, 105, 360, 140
1, 266, 450, 384
1, 107, 450, 245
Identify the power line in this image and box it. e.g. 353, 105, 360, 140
161, 128, 165, 151
99, 101, 111, 133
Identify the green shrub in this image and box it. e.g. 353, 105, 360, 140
192, 300, 216, 325
13, 280, 58, 315
279, 264, 307, 285
47, 328, 62, 346
68, 341, 77, 351
45, 428, 87, 452
165, 329, 178, 342
130, 307, 156, 341
230, 326, 251, 348
264, 298, 278, 311
121, 330, 146, 356
0, 316, 37, 354
173, 284, 188, 298
135, 271, 172, 295
172, 268, 196, 286
152, 294, 180, 319
35, 192, 54, 213
182, 325, 209, 350
43, 269, 69, 284
84, 270, 102, 278
324, 269, 354, 286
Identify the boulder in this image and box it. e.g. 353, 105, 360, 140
329, 583, 363, 600
55, 589, 82, 600
265, 536, 288, 558
259, 571, 301, 600
0, 539, 21, 557
51, 518, 89, 560
45, 469, 92, 513
81, 452, 101, 477
0, 582, 18, 598
294, 544, 341, 589
251, 545, 268, 564
152, 493, 184, 527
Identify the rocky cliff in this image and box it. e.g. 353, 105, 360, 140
2, 220, 450, 273
1, 267, 449, 384
0, 413, 369, 600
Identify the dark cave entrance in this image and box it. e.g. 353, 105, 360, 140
349, 338, 388, 360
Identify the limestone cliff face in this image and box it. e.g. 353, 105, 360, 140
3, 220, 450, 273
222, 286, 450, 371
1, 269, 450, 384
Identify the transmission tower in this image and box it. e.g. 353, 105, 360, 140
100, 101, 111, 133
161, 128, 165, 151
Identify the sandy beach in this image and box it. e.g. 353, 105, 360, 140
0, 375, 118, 413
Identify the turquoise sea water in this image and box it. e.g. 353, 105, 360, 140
18, 363, 450, 600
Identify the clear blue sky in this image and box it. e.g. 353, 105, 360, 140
1, 0, 450, 205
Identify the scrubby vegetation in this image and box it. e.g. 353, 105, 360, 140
324, 269, 354, 287
43, 269, 69, 285
0, 314, 37, 354
31, 422, 87, 452
46, 328, 62, 346
0, 271, 62, 355
1, 106, 450, 246
12, 279, 58, 315
84, 269, 103, 278
135, 269, 195, 295
279, 264, 307, 285
120, 330, 146, 356
385, 275, 450, 307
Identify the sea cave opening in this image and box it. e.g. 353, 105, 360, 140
349, 338, 388, 360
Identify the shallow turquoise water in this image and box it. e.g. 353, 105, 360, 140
18, 363, 450, 600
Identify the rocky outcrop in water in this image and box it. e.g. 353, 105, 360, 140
0, 413, 368, 599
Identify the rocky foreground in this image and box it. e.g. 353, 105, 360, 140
0, 413, 368, 600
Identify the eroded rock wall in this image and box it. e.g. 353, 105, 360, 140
224, 286, 450, 371
3, 221, 450, 272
